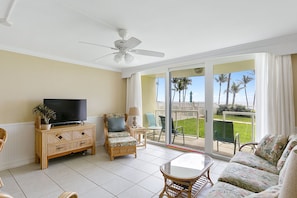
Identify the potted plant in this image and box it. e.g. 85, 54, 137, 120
33, 104, 56, 130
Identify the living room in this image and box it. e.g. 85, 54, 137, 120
1, 1, 297, 197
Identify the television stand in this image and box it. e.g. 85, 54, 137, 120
35, 123, 96, 169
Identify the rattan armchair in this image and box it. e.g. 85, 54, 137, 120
0, 128, 7, 152
103, 113, 137, 160
58, 192, 78, 198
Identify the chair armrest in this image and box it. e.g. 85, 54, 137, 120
239, 142, 258, 151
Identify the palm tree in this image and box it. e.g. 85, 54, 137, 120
225, 73, 231, 106
215, 74, 228, 105
241, 75, 254, 108
230, 81, 243, 108
171, 78, 178, 101
181, 77, 192, 102
172, 78, 183, 102
172, 77, 192, 102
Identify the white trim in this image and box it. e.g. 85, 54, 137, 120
121, 33, 297, 78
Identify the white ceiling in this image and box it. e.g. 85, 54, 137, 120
1, 0, 297, 71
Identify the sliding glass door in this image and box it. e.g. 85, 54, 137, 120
168, 67, 206, 150
141, 55, 256, 158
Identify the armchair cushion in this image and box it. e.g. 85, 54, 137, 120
255, 134, 287, 165
108, 132, 130, 138
108, 117, 125, 132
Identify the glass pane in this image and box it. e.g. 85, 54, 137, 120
142, 73, 165, 143
213, 60, 255, 157
168, 67, 206, 150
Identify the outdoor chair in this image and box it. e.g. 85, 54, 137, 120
159, 115, 185, 145
145, 113, 162, 140
213, 120, 240, 154
103, 113, 137, 160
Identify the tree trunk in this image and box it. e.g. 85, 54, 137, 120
226, 73, 231, 106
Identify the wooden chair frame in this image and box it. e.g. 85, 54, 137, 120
103, 113, 136, 160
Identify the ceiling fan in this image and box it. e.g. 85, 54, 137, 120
80, 29, 165, 64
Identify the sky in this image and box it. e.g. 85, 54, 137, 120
156, 70, 255, 108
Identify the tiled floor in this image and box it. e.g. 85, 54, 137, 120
0, 144, 228, 198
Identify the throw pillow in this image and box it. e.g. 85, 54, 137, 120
255, 134, 288, 165
276, 137, 297, 171
108, 117, 125, 132
279, 146, 297, 184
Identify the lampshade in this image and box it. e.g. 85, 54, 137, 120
129, 107, 139, 116
279, 149, 297, 198
114, 53, 122, 63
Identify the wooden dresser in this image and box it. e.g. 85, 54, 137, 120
35, 123, 96, 169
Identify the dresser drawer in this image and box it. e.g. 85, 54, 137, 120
47, 131, 72, 144
72, 138, 93, 149
72, 129, 93, 140
48, 143, 71, 155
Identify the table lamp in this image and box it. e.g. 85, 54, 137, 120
129, 107, 139, 128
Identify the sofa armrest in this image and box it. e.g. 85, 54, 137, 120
239, 142, 258, 152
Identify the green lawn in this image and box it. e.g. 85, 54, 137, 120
176, 115, 254, 143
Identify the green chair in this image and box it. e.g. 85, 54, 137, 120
159, 115, 185, 145
213, 120, 240, 154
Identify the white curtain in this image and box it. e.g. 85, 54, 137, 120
126, 72, 143, 127
255, 53, 295, 141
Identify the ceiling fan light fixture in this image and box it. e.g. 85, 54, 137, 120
114, 53, 122, 63
125, 53, 134, 64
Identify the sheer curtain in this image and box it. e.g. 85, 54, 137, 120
255, 53, 295, 141
126, 72, 143, 126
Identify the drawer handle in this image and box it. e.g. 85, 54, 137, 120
80, 141, 86, 146
56, 134, 63, 140
81, 132, 85, 135
56, 146, 64, 150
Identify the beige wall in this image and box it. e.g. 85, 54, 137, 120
0, 50, 126, 124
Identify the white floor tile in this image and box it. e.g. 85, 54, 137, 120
0, 144, 227, 198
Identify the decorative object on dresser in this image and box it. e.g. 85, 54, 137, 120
35, 123, 96, 169
33, 103, 56, 130
128, 107, 139, 128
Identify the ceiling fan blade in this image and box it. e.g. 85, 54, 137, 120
79, 41, 117, 50
130, 49, 165, 57
124, 37, 141, 49
92, 52, 116, 62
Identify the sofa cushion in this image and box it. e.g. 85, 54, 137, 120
244, 184, 281, 198
219, 162, 279, 193
255, 134, 287, 165
276, 136, 297, 171
230, 152, 278, 174
206, 181, 253, 198
108, 117, 126, 132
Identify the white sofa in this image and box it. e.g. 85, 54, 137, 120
207, 134, 297, 198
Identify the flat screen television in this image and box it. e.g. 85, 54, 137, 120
43, 99, 87, 126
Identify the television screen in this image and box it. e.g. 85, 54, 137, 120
43, 99, 87, 125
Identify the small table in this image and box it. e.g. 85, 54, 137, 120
129, 127, 148, 148
159, 153, 213, 198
